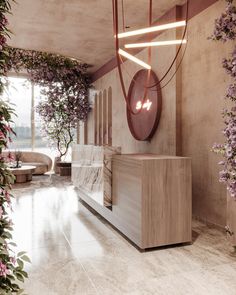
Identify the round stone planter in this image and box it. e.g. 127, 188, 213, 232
57, 161, 71, 176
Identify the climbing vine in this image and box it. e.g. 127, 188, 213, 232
5, 47, 91, 157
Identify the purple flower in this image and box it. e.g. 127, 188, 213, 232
209, 0, 236, 42
10, 257, 16, 265
0, 262, 9, 278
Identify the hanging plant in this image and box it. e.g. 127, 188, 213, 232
210, 0, 236, 199
5, 47, 91, 157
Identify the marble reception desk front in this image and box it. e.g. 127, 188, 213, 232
72, 144, 121, 207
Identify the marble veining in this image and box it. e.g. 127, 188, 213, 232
11, 175, 236, 295
72, 144, 121, 207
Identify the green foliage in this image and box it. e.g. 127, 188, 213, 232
0, 1, 30, 293
0, 0, 14, 95
5, 46, 91, 157
0, 101, 30, 294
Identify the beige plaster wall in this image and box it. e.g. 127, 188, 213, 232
88, 28, 178, 155
181, 0, 235, 227
87, 0, 233, 227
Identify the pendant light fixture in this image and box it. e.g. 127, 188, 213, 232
112, 0, 189, 115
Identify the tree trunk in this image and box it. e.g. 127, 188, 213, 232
53, 156, 61, 174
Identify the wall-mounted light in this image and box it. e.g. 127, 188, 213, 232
125, 39, 187, 49
118, 49, 151, 70
117, 20, 186, 39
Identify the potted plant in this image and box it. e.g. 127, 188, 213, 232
14, 150, 22, 168
36, 94, 87, 173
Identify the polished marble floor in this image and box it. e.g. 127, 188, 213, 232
11, 174, 236, 295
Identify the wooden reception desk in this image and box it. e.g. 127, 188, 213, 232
73, 149, 192, 249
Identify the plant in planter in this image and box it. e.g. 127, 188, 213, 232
36, 93, 78, 160
14, 151, 22, 168
210, 0, 236, 250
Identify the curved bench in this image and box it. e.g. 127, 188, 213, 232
2, 151, 53, 175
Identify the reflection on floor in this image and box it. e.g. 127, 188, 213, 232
12, 175, 236, 295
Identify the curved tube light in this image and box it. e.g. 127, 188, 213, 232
125, 39, 187, 49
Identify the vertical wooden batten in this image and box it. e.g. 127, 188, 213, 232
103, 89, 108, 145
176, 6, 183, 156
31, 83, 35, 150
108, 87, 112, 146
99, 91, 103, 146
94, 94, 98, 145
84, 120, 88, 145
77, 121, 80, 144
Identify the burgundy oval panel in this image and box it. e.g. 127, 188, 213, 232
127, 69, 162, 141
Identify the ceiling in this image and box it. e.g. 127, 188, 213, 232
8, 0, 185, 72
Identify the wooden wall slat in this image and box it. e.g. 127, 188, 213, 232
103, 90, 107, 145
99, 91, 103, 146
94, 94, 98, 145
108, 87, 112, 146
84, 120, 88, 145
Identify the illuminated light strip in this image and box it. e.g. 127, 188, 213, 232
125, 39, 187, 48
118, 49, 151, 70
117, 20, 186, 39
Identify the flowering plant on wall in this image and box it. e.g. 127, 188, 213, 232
211, 0, 236, 42
0, 0, 13, 95
210, 0, 236, 199
6, 47, 91, 158
0, 1, 30, 293
0, 101, 30, 294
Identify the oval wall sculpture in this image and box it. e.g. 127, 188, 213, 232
127, 69, 162, 141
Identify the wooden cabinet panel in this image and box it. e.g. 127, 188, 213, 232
112, 157, 142, 246
112, 154, 192, 249
142, 158, 192, 248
